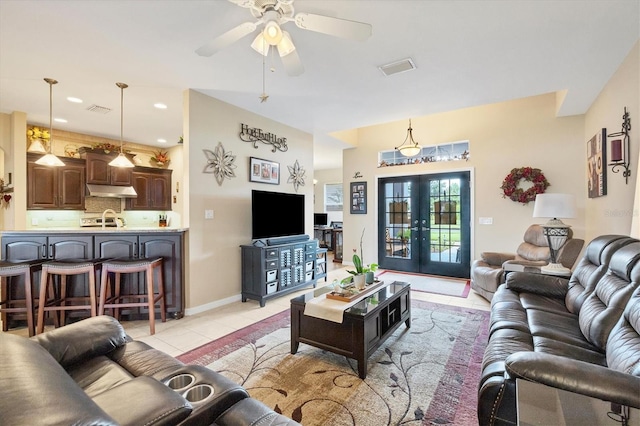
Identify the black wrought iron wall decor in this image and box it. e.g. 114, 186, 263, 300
239, 123, 288, 152
203, 142, 237, 186
287, 160, 306, 192
608, 107, 631, 184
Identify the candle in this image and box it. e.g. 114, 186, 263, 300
611, 139, 623, 162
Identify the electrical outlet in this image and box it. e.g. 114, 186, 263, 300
31, 218, 39, 226
205, 210, 214, 220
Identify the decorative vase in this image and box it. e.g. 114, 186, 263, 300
365, 271, 374, 285
354, 274, 366, 290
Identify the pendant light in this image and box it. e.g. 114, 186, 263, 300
395, 119, 422, 157
109, 82, 135, 168
35, 78, 65, 167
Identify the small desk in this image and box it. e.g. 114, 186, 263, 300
290, 281, 411, 379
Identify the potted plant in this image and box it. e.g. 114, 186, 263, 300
347, 229, 378, 289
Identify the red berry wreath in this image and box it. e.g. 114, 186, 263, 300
501, 167, 550, 204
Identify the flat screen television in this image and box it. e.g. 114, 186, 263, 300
314, 213, 328, 227
252, 190, 305, 240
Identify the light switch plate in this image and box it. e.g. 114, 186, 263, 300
205, 210, 214, 220
479, 217, 493, 225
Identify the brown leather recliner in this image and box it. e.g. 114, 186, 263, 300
471, 224, 584, 301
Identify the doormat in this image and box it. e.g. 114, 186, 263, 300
376, 270, 471, 298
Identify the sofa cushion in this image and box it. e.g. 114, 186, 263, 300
607, 286, 640, 376
0, 333, 117, 425
32, 315, 127, 368
578, 241, 640, 350
566, 235, 636, 314
532, 336, 607, 365
68, 355, 134, 398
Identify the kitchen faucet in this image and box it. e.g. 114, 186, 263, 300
101, 209, 120, 229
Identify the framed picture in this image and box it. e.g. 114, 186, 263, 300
350, 181, 367, 214
249, 157, 280, 185
587, 128, 607, 198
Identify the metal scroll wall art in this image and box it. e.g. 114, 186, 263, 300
287, 160, 306, 192
203, 142, 237, 186
608, 107, 632, 184
239, 123, 288, 152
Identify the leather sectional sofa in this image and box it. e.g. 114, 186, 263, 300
0, 315, 299, 425
478, 234, 640, 425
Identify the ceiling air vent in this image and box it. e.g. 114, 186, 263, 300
378, 58, 416, 77
86, 104, 112, 114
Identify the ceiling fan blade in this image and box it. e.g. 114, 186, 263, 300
293, 13, 372, 41
196, 22, 257, 57
280, 49, 304, 76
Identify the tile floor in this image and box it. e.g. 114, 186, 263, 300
5, 260, 491, 358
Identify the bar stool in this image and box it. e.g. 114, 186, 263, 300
0, 260, 43, 337
98, 257, 166, 335
36, 259, 102, 334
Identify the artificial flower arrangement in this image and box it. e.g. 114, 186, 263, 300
151, 149, 170, 166
92, 142, 121, 154
27, 127, 50, 142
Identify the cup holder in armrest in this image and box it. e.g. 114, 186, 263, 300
183, 384, 215, 404
164, 373, 196, 392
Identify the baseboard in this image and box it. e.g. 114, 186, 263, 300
184, 294, 242, 316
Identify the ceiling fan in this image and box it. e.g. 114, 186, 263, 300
195, 0, 372, 76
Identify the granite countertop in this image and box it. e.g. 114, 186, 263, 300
1, 227, 188, 234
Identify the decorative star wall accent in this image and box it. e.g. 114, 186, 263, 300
203, 142, 237, 186
287, 160, 306, 192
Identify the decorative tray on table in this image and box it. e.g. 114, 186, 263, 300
326, 280, 384, 302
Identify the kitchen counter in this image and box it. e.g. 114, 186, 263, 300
1, 229, 186, 319
2, 227, 188, 234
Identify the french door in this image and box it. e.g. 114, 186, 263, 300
377, 171, 471, 278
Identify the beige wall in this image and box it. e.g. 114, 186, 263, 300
184, 90, 314, 314
341, 93, 586, 268
585, 41, 639, 242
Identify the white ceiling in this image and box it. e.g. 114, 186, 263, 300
1, 1, 638, 170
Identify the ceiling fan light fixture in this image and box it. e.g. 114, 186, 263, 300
263, 20, 283, 45
250, 32, 269, 56
395, 119, 422, 157
277, 31, 296, 57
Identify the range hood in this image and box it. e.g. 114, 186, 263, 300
86, 184, 137, 198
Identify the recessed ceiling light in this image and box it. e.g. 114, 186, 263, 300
67, 97, 83, 103
54, 118, 67, 123
157, 138, 167, 143
154, 103, 167, 109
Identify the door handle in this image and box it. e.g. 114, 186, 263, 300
421, 227, 430, 231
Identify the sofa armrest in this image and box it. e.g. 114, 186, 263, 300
92, 376, 193, 426
32, 315, 128, 368
480, 252, 515, 267
505, 352, 640, 409
505, 272, 570, 299
0, 333, 118, 425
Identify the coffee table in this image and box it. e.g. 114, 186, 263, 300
290, 281, 410, 379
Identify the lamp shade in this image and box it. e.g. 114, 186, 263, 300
533, 193, 577, 220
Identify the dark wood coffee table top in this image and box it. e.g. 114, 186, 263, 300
290, 280, 411, 378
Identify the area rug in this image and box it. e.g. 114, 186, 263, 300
178, 300, 489, 425
376, 270, 471, 298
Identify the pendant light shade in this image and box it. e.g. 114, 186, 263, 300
395, 119, 422, 157
109, 82, 135, 168
35, 78, 65, 167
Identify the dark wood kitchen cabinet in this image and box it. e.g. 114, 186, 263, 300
83, 151, 132, 186
0, 233, 94, 327
94, 231, 184, 318
27, 154, 85, 210
126, 168, 172, 211
1, 230, 185, 321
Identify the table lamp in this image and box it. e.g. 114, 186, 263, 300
532, 193, 577, 275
